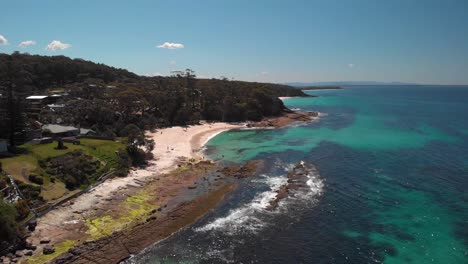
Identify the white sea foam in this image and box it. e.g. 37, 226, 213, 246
196, 174, 286, 234
283, 162, 296, 172
196, 162, 324, 235
306, 171, 324, 197
240, 126, 276, 131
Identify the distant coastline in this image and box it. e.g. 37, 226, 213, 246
297, 86, 344, 90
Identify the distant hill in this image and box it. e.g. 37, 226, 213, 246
284, 81, 421, 87
0, 53, 306, 97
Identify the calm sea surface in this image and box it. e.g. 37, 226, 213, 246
129, 86, 468, 264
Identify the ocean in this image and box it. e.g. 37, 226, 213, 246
128, 86, 468, 263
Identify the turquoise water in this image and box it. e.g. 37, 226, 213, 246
131, 86, 468, 263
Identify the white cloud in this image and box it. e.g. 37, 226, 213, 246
18, 40, 36, 48
46, 40, 71, 51
348, 63, 355, 68
0, 35, 9, 45
169, 60, 176, 65
260, 71, 269, 75
157, 42, 184, 49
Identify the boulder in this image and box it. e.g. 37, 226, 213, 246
24, 251, 33, 256
25, 242, 37, 250
43, 245, 55, 255
40, 237, 51, 244
146, 216, 157, 222
27, 220, 37, 231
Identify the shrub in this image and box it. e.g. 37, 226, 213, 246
42, 128, 52, 136
115, 150, 131, 177
28, 174, 44, 185
126, 145, 146, 166
14, 200, 30, 221
42, 150, 100, 190
65, 176, 78, 189
17, 183, 43, 202
0, 199, 22, 244
38, 159, 47, 169
0, 178, 6, 189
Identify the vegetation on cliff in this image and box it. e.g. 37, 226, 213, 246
0, 53, 307, 143
0, 199, 21, 248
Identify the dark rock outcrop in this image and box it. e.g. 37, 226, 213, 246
247, 111, 319, 128
219, 160, 264, 179
40, 238, 51, 244
266, 161, 317, 211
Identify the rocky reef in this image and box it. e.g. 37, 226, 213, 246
247, 111, 319, 128
267, 161, 319, 211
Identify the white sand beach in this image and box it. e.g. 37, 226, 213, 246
150, 122, 244, 172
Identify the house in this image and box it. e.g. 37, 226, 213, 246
42, 124, 94, 138
42, 124, 80, 137
0, 139, 8, 153
48, 94, 62, 103
26, 95, 50, 115
26, 95, 50, 103
47, 104, 65, 111
79, 128, 95, 135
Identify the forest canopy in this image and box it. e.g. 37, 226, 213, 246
0, 52, 307, 139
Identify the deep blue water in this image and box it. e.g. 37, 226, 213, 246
129, 86, 468, 264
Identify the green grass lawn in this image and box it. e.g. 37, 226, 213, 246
0, 138, 126, 202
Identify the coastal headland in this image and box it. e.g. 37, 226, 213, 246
16, 110, 318, 264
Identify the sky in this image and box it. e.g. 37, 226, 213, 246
1, 0, 468, 85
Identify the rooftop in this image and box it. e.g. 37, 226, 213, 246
42, 124, 94, 135
42, 124, 79, 134
26, 95, 49, 100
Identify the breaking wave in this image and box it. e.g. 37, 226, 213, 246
196, 162, 324, 235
